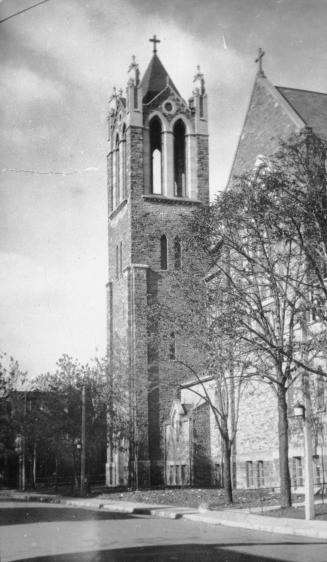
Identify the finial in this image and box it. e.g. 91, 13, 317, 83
149, 34, 161, 54
109, 87, 118, 114
255, 47, 265, 75
193, 65, 205, 95
128, 55, 140, 86
129, 54, 137, 70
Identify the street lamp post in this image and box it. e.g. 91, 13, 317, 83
294, 400, 315, 520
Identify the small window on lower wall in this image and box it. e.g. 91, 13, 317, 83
181, 464, 186, 485
314, 456, 321, 485
175, 465, 180, 485
168, 465, 174, 486
246, 461, 254, 488
257, 461, 264, 487
292, 457, 304, 488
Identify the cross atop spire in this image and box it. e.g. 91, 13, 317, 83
149, 34, 161, 54
255, 47, 265, 75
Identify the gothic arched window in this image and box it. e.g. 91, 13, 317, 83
121, 124, 127, 199
174, 236, 181, 269
114, 134, 120, 206
160, 234, 167, 270
150, 117, 162, 194
169, 331, 176, 360
173, 120, 186, 197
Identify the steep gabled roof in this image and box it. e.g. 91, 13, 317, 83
276, 87, 327, 141
141, 54, 181, 104
226, 72, 327, 189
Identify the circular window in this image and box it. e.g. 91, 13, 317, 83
163, 100, 176, 115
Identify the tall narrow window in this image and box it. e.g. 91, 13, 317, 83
108, 153, 113, 213
134, 86, 138, 109
246, 461, 254, 488
121, 125, 127, 199
169, 332, 176, 360
173, 120, 186, 197
199, 96, 204, 118
174, 236, 181, 269
114, 134, 120, 206
160, 234, 167, 270
150, 117, 162, 194
257, 461, 264, 487
292, 457, 303, 488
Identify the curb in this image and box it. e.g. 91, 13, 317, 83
2, 492, 327, 540
182, 512, 327, 540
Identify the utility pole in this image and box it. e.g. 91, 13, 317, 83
302, 308, 315, 520
303, 373, 315, 520
80, 384, 86, 496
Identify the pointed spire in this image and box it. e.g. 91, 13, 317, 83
141, 53, 181, 103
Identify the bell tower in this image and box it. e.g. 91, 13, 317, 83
106, 38, 209, 487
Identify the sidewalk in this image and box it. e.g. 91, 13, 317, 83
1, 490, 327, 540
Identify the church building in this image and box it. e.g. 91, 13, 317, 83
106, 40, 327, 491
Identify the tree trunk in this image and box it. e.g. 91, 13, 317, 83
54, 455, 58, 493
222, 436, 233, 504
277, 384, 292, 507
32, 442, 36, 489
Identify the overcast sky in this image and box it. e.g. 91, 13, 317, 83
1, 0, 327, 377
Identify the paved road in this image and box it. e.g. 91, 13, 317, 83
0, 501, 327, 562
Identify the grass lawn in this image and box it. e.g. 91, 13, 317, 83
96, 487, 304, 510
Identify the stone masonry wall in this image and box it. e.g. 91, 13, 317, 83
196, 135, 210, 204
236, 381, 280, 489
228, 76, 300, 186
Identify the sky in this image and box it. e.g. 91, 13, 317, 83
1, 0, 327, 377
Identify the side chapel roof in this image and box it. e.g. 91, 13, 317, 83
141, 53, 182, 104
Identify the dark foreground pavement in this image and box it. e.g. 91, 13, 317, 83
1, 501, 327, 562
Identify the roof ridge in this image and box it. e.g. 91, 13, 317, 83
276, 85, 327, 97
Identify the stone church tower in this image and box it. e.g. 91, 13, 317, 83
106, 38, 209, 487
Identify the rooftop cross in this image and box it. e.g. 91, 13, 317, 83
149, 34, 161, 54
255, 47, 265, 74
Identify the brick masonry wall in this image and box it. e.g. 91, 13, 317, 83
196, 135, 209, 204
